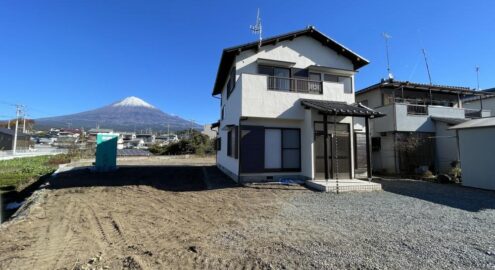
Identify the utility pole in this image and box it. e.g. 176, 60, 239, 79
476, 66, 480, 90
7, 119, 10, 129
12, 105, 23, 155
22, 116, 26, 133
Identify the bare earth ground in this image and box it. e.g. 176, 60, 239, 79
0, 156, 494, 269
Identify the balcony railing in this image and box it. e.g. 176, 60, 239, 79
387, 96, 455, 107
267, 76, 323, 94
407, 104, 428, 115
465, 109, 482, 118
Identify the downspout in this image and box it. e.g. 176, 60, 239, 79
334, 111, 339, 194
237, 117, 242, 183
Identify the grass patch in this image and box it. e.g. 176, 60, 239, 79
0, 155, 70, 189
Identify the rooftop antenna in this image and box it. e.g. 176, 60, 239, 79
382, 32, 394, 80
421, 48, 433, 85
476, 66, 480, 90
250, 8, 262, 47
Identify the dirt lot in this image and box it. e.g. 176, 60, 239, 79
0, 156, 494, 269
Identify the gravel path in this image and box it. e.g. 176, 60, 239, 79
209, 179, 495, 269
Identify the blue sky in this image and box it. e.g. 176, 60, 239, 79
0, 0, 494, 124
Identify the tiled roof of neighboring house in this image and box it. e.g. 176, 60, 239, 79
357, 79, 494, 96
300, 99, 385, 117
88, 128, 114, 133
0, 127, 29, 137
212, 26, 369, 95
0, 127, 15, 136
450, 116, 495, 130
211, 121, 220, 129
463, 86, 495, 102
431, 117, 468, 125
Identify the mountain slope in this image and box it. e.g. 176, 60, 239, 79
35, 96, 201, 131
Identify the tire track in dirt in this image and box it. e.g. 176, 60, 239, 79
21, 194, 82, 270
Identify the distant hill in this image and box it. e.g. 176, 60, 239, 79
35, 96, 201, 132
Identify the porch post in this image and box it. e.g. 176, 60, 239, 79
365, 116, 372, 181
323, 114, 329, 181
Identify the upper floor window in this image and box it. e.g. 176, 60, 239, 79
324, 74, 352, 93
227, 67, 236, 98
259, 65, 322, 94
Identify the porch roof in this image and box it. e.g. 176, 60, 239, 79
300, 99, 385, 118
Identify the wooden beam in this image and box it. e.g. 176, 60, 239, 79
365, 117, 372, 181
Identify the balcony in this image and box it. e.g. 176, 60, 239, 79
406, 104, 428, 115
267, 76, 323, 94
240, 73, 354, 120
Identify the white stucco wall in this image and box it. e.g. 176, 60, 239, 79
241, 73, 354, 120
217, 75, 242, 179
434, 121, 459, 174
236, 36, 354, 74
375, 132, 397, 174
458, 127, 495, 190
355, 90, 383, 108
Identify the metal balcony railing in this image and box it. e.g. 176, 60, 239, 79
465, 109, 482, 118
406, 104, 428, 115
267, 76, 323, 94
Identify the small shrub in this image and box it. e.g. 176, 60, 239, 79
46, 154, 71, 166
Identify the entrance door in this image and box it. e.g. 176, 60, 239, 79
313, 122, 351, 179
314, 131, 330, 179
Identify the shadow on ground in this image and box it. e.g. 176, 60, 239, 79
379, 179, 495, 212
49, 165, 239, 192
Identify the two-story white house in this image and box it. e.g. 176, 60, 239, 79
211, 26, 383, 184
356, 79, 493, 175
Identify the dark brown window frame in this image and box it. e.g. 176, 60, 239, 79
263, 127, 301, 172
216, 137, 221, 151
226, 66, 236, 98
227, 126, 238, 159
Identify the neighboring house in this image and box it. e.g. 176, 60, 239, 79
450, 117, 495, 191
155, 134, 179, 146
201, 124, 217, 139
355, 79, 492, 175
463, 87, 495, 116
0, 127, 31, 150
136, 134, 155, 147
211, 26, 383, 183
87, 128, 114, 143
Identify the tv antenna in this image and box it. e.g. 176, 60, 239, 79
421, 48, 432, 85
476, 66, 480, 90
250, 8, 263, 47
382, 32, 393, 80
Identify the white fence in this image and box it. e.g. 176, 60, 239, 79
0, 148, 68, 160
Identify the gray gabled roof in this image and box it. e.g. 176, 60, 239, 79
300, 99, 385, 118
357, 79, 493, 97
0, 127, 30, 137
431, 117, 468, 125
450, 117, 495, 130
212, 26, 369, 95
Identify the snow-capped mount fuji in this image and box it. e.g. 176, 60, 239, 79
35, 97, 201, 132
112, 96, 155, 109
